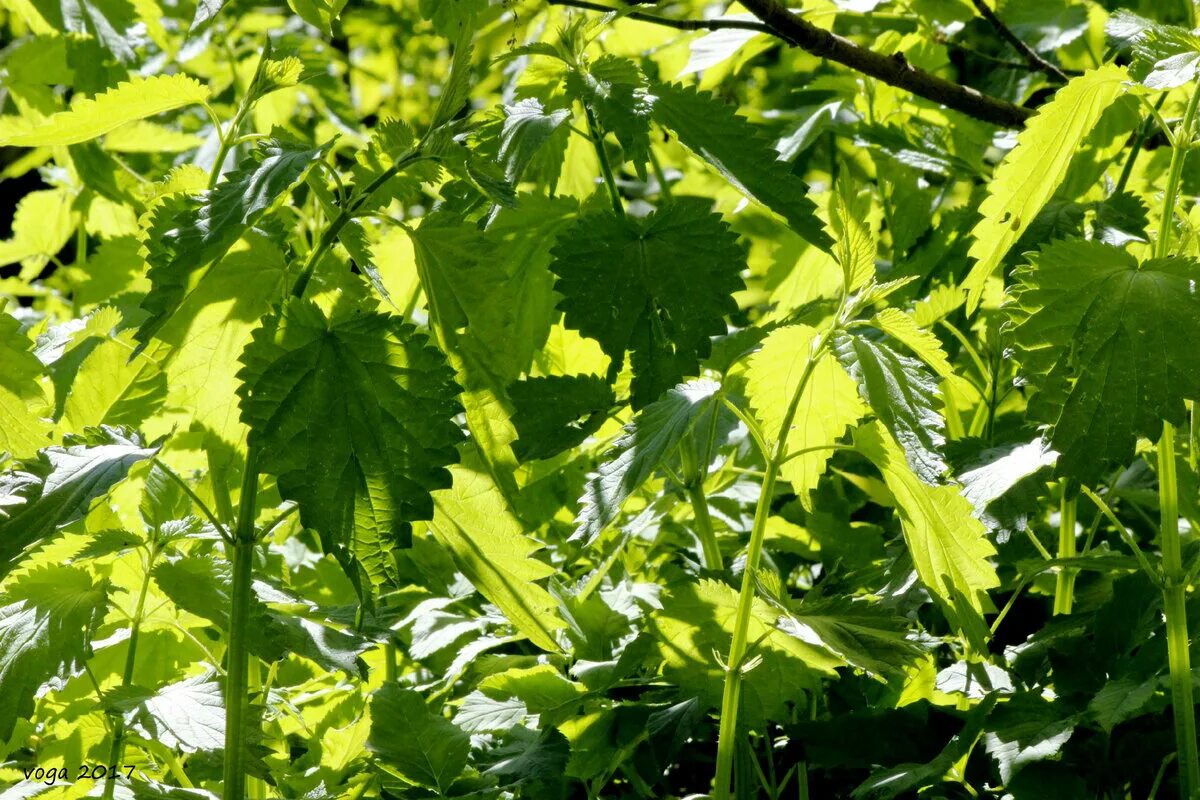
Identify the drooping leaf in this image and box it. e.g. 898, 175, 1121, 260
574, 379, 721, 545
367, 685, 469, 793
651, 81, 832, 251
0, 565, 107, 739
0, 74, 210, 147
428, 465, 566, 652
833, 332, 947, 483
854, 422, 998, 643
136, 136, 331, 350
237, 296, 465, 588
1009, 239, 1200, 482
549, 198, 745, 407
982, 693, 1075, 784
962, 65, 1127, 311
0, 426, 158, 576
745, 325, 867, 506
127, 673, 226, 753
493, 98, 571, 184
509, 374, 614, 462
869, 307, 954, 379
952, 438, 1057, 533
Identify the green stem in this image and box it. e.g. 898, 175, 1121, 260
102, 543, 158, 800
1160, 425, 1200, 799
712, 325, 836, 800
222, 449, 261, 800
1053, 485, 1077, 615
680, 432, 722, 570
582, 103, 624, 217
289, 151, 430, 300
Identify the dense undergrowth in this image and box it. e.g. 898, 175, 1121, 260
2, 0, 1200, 798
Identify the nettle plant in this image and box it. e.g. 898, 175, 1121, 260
4, 0, 1200, 798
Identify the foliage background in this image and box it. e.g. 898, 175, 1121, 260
2, 0, 1200, 799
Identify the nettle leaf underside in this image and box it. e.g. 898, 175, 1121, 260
237, 297, 465, 587
1011, 239, 1200, 482
549, 198, 745, 408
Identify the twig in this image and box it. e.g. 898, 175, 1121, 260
549, 0, 1034, 127
736, 0, 1033, 127
968, 0, 1069, 82
546, 0, 774, 35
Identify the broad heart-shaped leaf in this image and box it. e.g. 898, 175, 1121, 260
1009, 240, 1200, 483
0, 75, 210, 147
509, 374, 614, 462
0, 426, 158, 577
428, 465, 566, 652
368, 685, 470, 793
237, 297, 464, 589
549, 198, 745, 408
0, 565, 107, 739
833, 332, 947, 484
962, 65, 1127, 311
855, 422, 998, 646
651, 82, 832, 252
0, 309, 51, 459
745, 325, 867, 507
135, 135, 331, 351
574, 379, 721, 546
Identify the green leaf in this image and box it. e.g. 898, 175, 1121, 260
982, 693, 1074, 784
1009, 240, 1200, 482
0, 309, 51, 460
651, 81, 832, 251
777, 598, 924, 681
1107, 10, 1200, 89
1089, 677, 1158, 732
127, 672, 226, 753
854, 422, 998, 643
428, 465, 566, 652
650, 579, 841, 724
745, 325, 867, 506
136, 135, 331, 351
962, 65, 1127, 311
953, 438, 1057, 533
574, 378, 721, 545
833, 332, 947, 483
830, 182, 876, 293
237, 296, 464, 588
478, 664, 585, 723
0, 426, 158, 577
0, 74, 210, 147
509, 374, 613, 462
367, 685, 469, 793
549, 198, 745, 407
493, 98, 571, 184
0, 188, 74, 278
566, 54, 652, 171
0, 565, 107, 739
869, 307, 954, 379
453, 691, 527, 734
61, 328, 166, 431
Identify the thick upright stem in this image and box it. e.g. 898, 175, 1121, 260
1053, 487, 1077, 615
1160, 425, 1200, 798
712, 326, 834, 800
223, 450, 260, 800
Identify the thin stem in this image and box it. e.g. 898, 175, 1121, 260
680, 432, 722, 570
967, 0, 1068, 81
153, 459, 232, 542
1079, 485, 1158, 582
1053, 485, 1077, 615
582, 103, 624, 217
102, 544, 159, 800
713, 324, 837, 800
1156, 89, 1200, 261
1160, 425, 1200, 799
222, 449, 261, 800
548, 0, 774, 34
289, 151, 430, 299
648, 146, 673, 201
